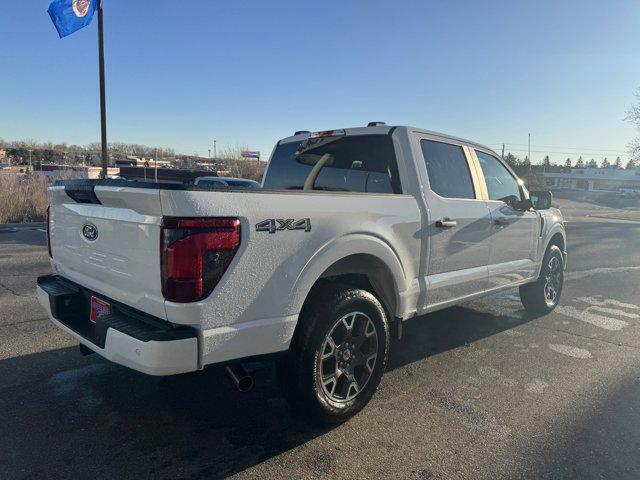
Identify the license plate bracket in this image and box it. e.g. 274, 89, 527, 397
90, 296, 111, 324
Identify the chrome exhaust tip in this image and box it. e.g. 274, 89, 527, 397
225, 364, 254, 392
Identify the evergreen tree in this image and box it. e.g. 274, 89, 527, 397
542, 155, 551, 168
601, 157, 610, 168
626, 159, 636, 170
564, 158, 572, 168
522, 156, 531, 168
586, 158, 598, 168
504, 152, 520, 168
575, 156, 585, 168
614, 156, 623, 169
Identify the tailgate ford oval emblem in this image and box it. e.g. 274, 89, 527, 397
82, 223, 98, 241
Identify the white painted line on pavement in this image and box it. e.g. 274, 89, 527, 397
565, 266, 640, 281
555, 305, 629, 331
575, 296, 639, 310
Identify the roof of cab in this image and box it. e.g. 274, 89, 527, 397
278, 125, 496, 155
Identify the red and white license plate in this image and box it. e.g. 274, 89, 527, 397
90, 296, 112, 324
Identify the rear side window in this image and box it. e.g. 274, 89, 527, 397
420, 140, 475, 199
263, 134, 402, 194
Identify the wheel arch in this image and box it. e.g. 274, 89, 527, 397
536, 227, 567, 278
547, 231, 566, 254
544, 229, 566, 261
313, 253, 399, 319
290, 234, 408, 323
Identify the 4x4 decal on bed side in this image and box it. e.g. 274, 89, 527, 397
255, 218, 312, 234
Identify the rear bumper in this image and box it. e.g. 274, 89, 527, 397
37, 275, 198, 376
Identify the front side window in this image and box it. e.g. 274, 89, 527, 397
420, 140, 475, 199
262, 134, 401, 194
475, 151, 521, 206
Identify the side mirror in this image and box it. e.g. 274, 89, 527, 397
517, 198, 533, 211
529, 190, 553, 210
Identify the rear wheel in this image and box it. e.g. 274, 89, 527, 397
519, 244, 564, 314
277, 285, 390, 425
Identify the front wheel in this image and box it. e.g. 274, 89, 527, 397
519, 244, 564, 314
277, 285, 390, 425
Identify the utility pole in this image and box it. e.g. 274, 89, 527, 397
208, 149, 211, 159
501, 143, 505, 159
528, 133, 531, 166
154, 148, 158, 182
98, 1, 108, 178
213, 140, 217, 160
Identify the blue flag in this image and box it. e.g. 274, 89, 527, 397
48, 0, 99, 38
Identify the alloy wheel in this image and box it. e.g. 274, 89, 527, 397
544, 255, 562, 304
317, 311, 379, 403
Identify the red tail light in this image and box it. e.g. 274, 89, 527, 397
161, 217, 240, 303
46, 206, 52, 258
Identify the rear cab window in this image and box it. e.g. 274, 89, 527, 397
262, 134, 402, 194
420, 139, 476, 199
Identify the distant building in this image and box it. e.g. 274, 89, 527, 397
118, 166, 220, 184
115, 156, 173, 168
544, 168, 640, 192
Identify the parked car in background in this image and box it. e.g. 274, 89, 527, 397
194, 176, 261, 188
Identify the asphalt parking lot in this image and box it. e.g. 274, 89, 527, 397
1, 201, 640, 479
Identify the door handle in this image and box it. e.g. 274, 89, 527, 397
436, 218, 457, 228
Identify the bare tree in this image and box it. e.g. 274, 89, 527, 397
625, 88, 640, 160
1, 138, 201, 171
216, 144, 265, 181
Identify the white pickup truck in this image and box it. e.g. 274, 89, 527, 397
37, 124, 566, 424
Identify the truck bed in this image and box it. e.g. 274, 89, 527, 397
46, 178, 422, 367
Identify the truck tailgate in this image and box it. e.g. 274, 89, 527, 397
48, 184, 167, 320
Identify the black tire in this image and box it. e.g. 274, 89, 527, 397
519, 244, 564, 314
277, 284, 390, 426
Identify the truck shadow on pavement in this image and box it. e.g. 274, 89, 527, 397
519, 370, 640, 479
388, 303, 533, 371
0, 303, 538, 479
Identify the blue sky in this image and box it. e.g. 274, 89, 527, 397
1, 0, 639, 163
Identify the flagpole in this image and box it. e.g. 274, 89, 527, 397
97, 0, 108, 178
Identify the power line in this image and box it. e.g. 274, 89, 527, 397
487, 142, 628, 153
504, 148, 627, 156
